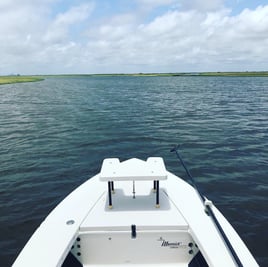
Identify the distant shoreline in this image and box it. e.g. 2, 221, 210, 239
0, 76, 44, 85
1, 71, 268, 85
45, 71, 268, 77
198, 71, 268, 77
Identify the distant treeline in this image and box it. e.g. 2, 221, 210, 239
198, 71, 268, 77
1, 71, 268, 85
54, 71, 268, 77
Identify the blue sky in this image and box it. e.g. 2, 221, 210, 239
1, 0, 268, 74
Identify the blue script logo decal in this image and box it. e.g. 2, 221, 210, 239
157, 237, 185, 248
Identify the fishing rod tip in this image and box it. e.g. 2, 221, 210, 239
170, 144, 180, 152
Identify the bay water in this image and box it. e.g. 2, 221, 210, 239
0, 76, 267, 266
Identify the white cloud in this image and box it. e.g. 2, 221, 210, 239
0, 1, 49, 73
0, 1, 268, 74
82, 5, 268, 73
54, 3, 94, 26
43, 3, 94, 44
137, 0, 176, 10
179, 0, 225, 12
0, 2, 94, 74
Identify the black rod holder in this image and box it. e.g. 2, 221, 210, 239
153, 180, 157, 192
108, 181, 113, 208
156, 180, 160, 208
111, 181, 114, 193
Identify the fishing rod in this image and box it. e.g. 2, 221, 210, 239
171, 145, 243, 267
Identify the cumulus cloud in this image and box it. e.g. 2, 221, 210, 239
43, 3, 94, 43
136, 0, 176, 10
0, 1, 268, 74
0, 1, 49, 72
82, 4, 268, 73
56, 5, 91, 24
179, 0, 225, 11
0, 2, 94, 74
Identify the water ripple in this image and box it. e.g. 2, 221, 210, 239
0, 76, 267, 266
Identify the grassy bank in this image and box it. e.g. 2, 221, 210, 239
66, 72, 268, 77
0, 76, 44, 85
1, 72, 267, 85
199, 71, 268, 77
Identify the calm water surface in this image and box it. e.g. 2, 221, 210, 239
0, 76, 267, 266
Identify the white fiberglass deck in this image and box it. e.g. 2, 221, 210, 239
76, 183, 195, 266
12, 157, 259, 267
77, 158, 192, 266
80, 181, 188, 231
99, 157, 167, 181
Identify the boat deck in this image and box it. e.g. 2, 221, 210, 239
80, 180, 188, 231
13, 158, 259, 267
71, 180, 197, 266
